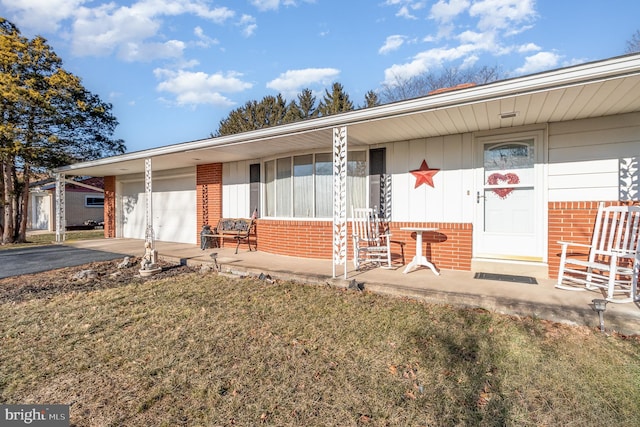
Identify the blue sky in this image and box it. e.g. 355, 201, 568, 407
1, 0, 638, 153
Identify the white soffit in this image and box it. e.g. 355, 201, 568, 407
58, 54, 640, 177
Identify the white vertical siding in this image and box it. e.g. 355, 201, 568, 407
388, 133, 473, 223
223, 161, 251, 217
548, 111, 640, 201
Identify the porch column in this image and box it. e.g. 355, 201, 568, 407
332, 126, 348, 279
144, 158, 154, 247
55, 173, 65, 243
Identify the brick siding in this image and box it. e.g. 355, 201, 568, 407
196, 163, 223, 240
547, 200, 639, 278
103, 176, 116, 238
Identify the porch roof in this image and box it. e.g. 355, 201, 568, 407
57, 53, 640, 177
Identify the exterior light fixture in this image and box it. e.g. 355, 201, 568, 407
591, 298, 608, 332
499, 111, 518, 119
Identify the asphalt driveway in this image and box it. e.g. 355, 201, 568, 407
0, 245, 128, 279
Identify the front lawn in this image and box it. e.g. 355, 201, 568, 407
1, 271, 639, 426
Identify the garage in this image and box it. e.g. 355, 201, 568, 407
118, 169, 196, 244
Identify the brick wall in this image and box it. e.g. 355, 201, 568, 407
196, 163, 222, 244
547, 200, 639, 278
103, 176, 116, 238
254, 219, 473, 270
389, 222, 473, 271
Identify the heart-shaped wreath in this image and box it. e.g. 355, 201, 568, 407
487, 173, 520, 199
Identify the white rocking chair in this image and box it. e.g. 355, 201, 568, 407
351, 207, 392, 270
556, 203, 640, 303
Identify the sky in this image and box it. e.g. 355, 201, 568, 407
0, 0, 639, 154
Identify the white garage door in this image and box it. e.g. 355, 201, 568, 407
33, 194, 50, 230
120, 174, 196, 244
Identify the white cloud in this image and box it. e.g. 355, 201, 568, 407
379, 35, 406, 55
119, 40, 186, 62
383, 0, 543, 86
0, 0, 84, 33
460, 54, 479, 69
518, 43, 541, 53
383, 43, 477, 84
514, 51, 561, 75
385, 0, 427, 19
430, 0, 470, 23
3, 0, 236, 62
154, 68, 253, 106
194, 26, 219, 48
469, 0, 536, 31
266, 68, 340, 96
239, 14, 258, 37
396, 6, 417, 19
250, 0, 308, 12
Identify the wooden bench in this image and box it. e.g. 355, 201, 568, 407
203, 218, 256, 254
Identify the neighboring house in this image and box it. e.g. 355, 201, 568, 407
29, 177, 104, 231
55, 54, 640, 279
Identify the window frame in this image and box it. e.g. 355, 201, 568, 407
84, 195, 105, 208
262, 150, 368, 219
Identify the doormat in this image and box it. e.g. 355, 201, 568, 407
474, 272, 538, 285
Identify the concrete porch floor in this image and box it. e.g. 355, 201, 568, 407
65, 237, 640, 335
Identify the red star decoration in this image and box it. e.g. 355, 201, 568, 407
410, 159, 440, 188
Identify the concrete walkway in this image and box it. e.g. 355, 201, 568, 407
64, 237, 640, 335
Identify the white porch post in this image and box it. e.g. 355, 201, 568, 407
332, 126, 348, 279
144, 158, 154, 247
55, 173, 65, 243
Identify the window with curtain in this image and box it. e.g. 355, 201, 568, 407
264, 160, 275, 217
347, 151, 366, 211
264, 151, 366, 218
276, 158, 291, 217
294, 154, 313, 217
315, 153, 332, 217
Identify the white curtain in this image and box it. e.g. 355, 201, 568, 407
264, 160, 275, 217
294, 154, 313, 217
315, 153, 332, 217
347, 151, 366, 212
276, 158, 291, 217
263, 151, 366, 218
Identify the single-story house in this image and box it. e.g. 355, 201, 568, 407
29, 177, 104, 231
55, 53, 640, 279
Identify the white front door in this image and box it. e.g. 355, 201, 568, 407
474, 130, 546, 262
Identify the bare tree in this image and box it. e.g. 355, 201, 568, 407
379, 65, 503, 103
626, 30, 640, 53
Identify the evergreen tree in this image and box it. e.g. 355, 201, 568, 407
215, 94, 290, 136
296, 88, 318, 119
363, 90, 380, 108
0, 18, 124, 243
317, 82, 354, 116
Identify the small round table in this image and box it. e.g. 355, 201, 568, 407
400, 227, 440, 275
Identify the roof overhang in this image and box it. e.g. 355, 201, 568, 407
57, 53, 640, 177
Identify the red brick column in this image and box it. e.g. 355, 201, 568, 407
103, 176, 116, 238
196, 164, 222, 245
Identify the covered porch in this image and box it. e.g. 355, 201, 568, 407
64, 237, 640, 335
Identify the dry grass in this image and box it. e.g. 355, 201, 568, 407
0, 230, 104, 250
1, 271, 639, 426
